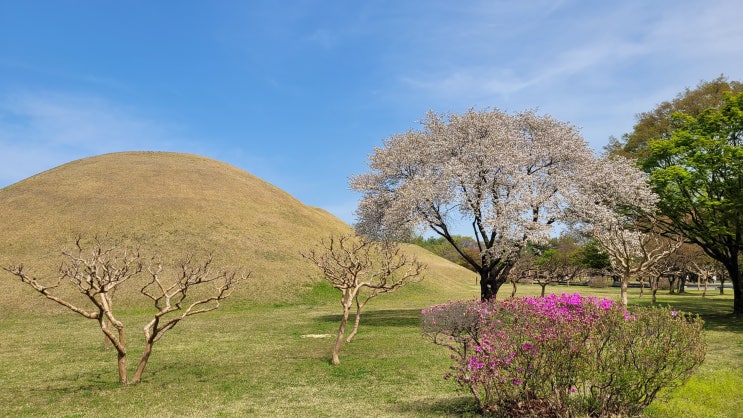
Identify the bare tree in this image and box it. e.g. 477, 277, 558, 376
643, 253, 682, 304
531, 239, 586, 297
690, 256, 723, 298
3, 237, 245, 385
302, 234, 425, 365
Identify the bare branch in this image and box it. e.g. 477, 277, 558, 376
3, 264, 99, 319
302, 233, 425, 364
5, 237, 246, 385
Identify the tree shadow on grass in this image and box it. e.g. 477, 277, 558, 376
698, 312, 743, 333
645, 296, 743, 333
392, 395, 480, 417
317, 308, 422, 327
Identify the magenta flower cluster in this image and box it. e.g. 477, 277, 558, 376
421, 293, 706, 416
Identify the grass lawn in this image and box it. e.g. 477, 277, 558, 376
0, 282, 741, 417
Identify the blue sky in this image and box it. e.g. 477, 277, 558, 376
1, 1, 742, 225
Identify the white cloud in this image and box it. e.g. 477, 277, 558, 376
0, 91, 188, 187
388, 0, 743, 151
397, 0, 742, 98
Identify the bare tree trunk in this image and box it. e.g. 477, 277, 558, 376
130, 341, 154, 384
102, 317, 111, 350
703, 276, 708, 298
332, 308, 351, 365
639, 279, 645, 297
720, 276, 726, 295
651, 276, 659, 304
332, 290, 355, 365
540, 283, 548, 297
510, 280, 517, 298
108, 322, 128, 384
346, 295, 369, 343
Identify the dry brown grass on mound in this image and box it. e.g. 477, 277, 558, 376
0, 151, 478, 312
0, 152, 351, 310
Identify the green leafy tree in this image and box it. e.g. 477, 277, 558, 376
530, 236, 584, 295
606, 76, 743, 159
642, 92, 743, 315
577, 238, 612, 270
411, 235, 479, 271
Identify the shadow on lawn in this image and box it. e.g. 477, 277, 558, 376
640, 293, 743, 333
696, 310, 743, 334
393, 395, 480, 417
317, 308, 422, 328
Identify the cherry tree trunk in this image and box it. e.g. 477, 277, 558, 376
620, 278, 630, 307
480, 265, 512, 301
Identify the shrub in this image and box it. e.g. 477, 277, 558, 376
421, 293, 705, 417
588, 276, 613, 288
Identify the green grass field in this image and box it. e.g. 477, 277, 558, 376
0, 153, 740, 416
0, 282, 740, 417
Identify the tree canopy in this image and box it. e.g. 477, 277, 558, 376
605, 76, 743, 159
351, 108, 652, 300
641, 91, 743, 314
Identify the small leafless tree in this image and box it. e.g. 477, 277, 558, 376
302, 234, 425, 365
506, 253, 536, 297
643, 255, 681, 304
691, 256, 724, 298
3, 237, 246, 385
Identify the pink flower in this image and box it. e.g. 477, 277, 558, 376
599, 299, 613, 310
468, 357, 485, 370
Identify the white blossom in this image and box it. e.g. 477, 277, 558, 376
351, 108, 611, 299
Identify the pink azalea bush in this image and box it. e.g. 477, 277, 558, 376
421, 293, 705, 417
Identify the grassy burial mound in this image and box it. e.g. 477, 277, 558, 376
0, 151, 477, 312
0, 151, 356, 309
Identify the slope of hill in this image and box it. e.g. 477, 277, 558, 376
0, 152, 476, 311
0, 152, 345, 306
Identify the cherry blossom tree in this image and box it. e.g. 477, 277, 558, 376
570, 156, 683, 305
589, 218, 682, 306
351, 108, 598, 300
